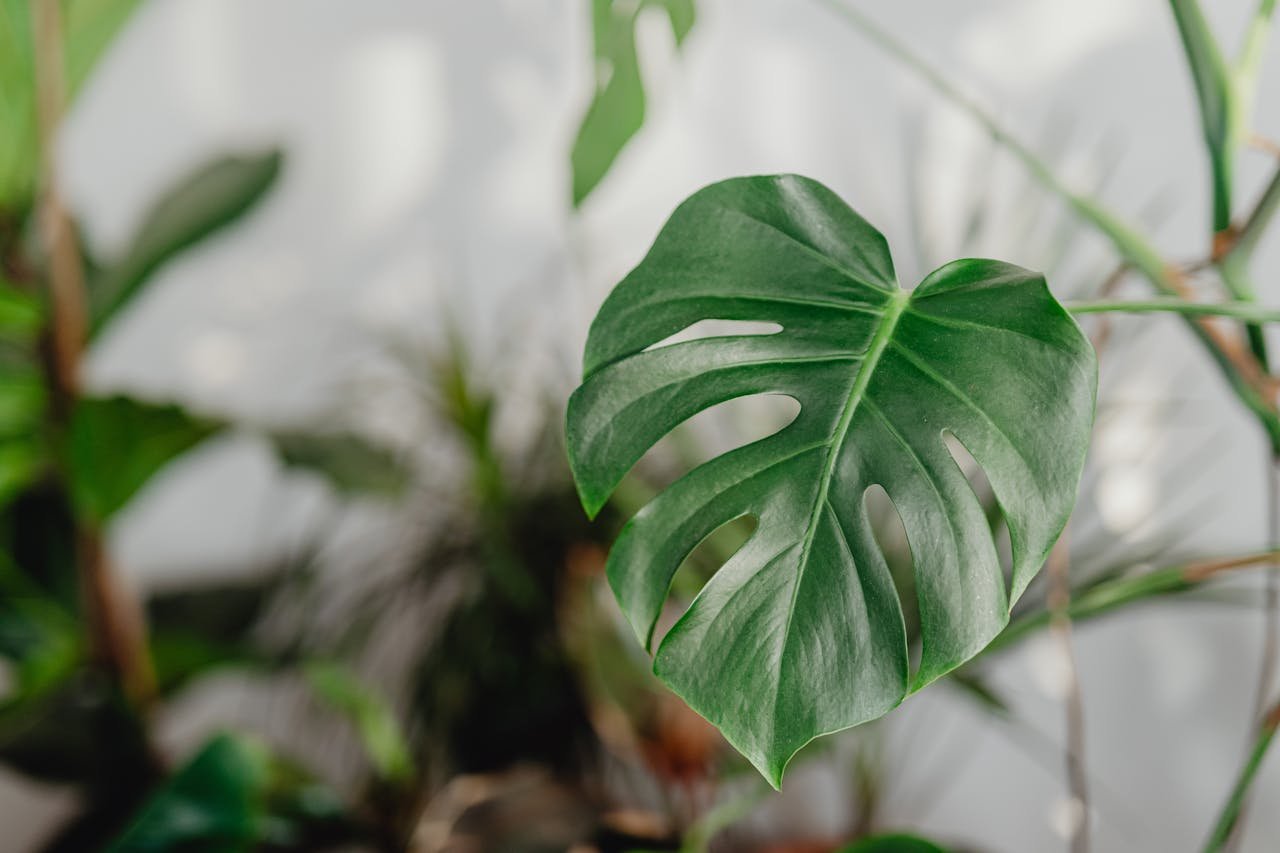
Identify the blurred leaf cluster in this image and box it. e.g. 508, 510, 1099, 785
4, 0, 1280, 851
0, 3, 415, 849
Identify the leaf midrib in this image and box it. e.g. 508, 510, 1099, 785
771, 286, 909, 752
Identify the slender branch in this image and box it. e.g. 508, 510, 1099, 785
1226, 457, 1280, 853
989, 550, 1280, 654
1047, 535, 1090, 853
1202, 700, 1280, 853
1224, 165, 1280, 264
814, 0, 1280, 451
30, 0, 156, 707
31, 0, 86, 396
1250, 132, 1280, 158
1083, 263, 1131, 353
1254, 461, 1280, 725
1067, 298, 1280, 325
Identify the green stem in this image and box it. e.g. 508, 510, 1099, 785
1168, 0, 1236, 233
1202, 703, 1280, 852
1226, 165, 1280, 265
986, 551, 1280, 656
814, 0, 1280, 453
1067, 298, 1280, 323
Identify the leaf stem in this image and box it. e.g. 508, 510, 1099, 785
1225, 165, 1280, 265
988, 551, 1280, 654
814, 0, 1280, 451
1202, 700, 1280, 852
30, 0, 157, 708
1066, 298, 1280, 325
1047, 535, 1090, 853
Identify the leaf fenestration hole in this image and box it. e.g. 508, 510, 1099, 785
941, 430, 1013, 589
652, 513, 759, 649
643, 319, 784, 352
863, 483, 919, 670
625, 393, 801, 496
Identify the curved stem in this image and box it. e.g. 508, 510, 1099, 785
815, 0, 1280, 452
1066, 298, 1280, 324
1203, 701, 1280, 852
1047, 535, 1090, 853
31, 0, 156, 707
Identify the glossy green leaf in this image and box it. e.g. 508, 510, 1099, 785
566, 175, 1096, 786
269, 430, 407, 497
90, 151, 283, 335
69, 395, 221, 521
570, 0, 696, 206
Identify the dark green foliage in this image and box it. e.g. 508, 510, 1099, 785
270, 430, 407, 498
413, 491, 607, 777
106, 733, 352, 853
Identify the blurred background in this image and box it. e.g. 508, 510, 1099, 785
4, 0, 1280, 850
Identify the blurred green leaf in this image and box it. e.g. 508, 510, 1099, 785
108, 732, 352, 852
0, 281, 42, 340
0, 0, 144, 209
0, 439, 44, 513
270, 430, 407, 498
147, 576, 285, 694
839, 834, 949, 853
69, 395, 221, 522
0, 567, 79, 694
306, 662, 413, 785
0, 367, 45, 437
90, 151, 283, 335
571, 0, 696, 206
0, 354, 48, 510
107, 733, 271, 852
0, 670, 151, 787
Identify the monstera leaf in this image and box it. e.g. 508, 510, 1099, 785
565, 175, 1096, 785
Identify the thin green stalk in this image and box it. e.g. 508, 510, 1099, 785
1047, 537, 1090, 853
814, 0, 1280, 452
1202, 702, 1280, 852
1225, 165, 1280, 265
1066, 298, 1280, 323
987, 551, 1280, 656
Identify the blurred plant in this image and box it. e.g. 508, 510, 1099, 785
567, 0, 1280, 851
1, 2, 414, 849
